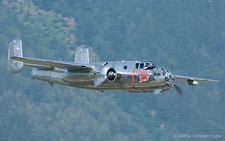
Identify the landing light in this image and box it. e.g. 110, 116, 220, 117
192, 80, 198, 85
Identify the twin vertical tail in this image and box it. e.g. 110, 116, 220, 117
75, 47, 89, 63
7, 39, 23, 73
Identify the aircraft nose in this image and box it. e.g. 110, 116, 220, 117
152, 67, 164, 76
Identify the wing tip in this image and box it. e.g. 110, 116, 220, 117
211, 80, 220, 83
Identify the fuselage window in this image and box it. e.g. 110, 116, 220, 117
124, 66, 127, 69
140, 63, 144, 69
135, 63, 139, 69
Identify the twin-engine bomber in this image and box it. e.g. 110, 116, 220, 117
7, 39, 219, 96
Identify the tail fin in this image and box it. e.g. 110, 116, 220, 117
7, 39, 23, 73
75, 47, 89, 63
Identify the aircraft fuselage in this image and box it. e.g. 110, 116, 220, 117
31, 61, 174, 93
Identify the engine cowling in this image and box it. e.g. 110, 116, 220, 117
93, 66, 117, 87
106, 68, 117, 82
187, 80, 198, 85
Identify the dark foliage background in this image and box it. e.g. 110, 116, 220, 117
0, 0, 224, 140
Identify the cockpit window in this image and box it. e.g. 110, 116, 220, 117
135, 61, 156, 69
141, 61, 155, 66
145, 66, 156, 70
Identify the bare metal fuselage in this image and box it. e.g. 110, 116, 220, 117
31, 61, 173, 93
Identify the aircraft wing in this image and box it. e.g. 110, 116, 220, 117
10, 56, 93, 72
175, 74, 219, 85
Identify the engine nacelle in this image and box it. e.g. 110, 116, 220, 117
187, 80, 198, 85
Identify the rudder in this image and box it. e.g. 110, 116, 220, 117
7, 39, 23, 73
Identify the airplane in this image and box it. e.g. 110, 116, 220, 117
7, 39, 219, 96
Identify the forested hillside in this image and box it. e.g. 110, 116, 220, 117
0, 0, 224, 140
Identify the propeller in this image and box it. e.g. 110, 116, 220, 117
174, 84, 186, 97
165, 65, 186, 97
107, 68, 117, 81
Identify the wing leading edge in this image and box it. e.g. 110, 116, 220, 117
10, 56, 93, 73
175, 74, 219, 85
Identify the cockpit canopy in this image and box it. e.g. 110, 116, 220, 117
135, 61, 156, 69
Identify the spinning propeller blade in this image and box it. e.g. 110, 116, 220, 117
174, 84, 186, 97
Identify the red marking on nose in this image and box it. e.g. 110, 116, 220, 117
135, 70, 150, 75
139, 75, 148, 82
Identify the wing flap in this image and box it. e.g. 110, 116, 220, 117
11, 56, 93, 73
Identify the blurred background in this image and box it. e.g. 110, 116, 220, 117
0, 0, 224, 140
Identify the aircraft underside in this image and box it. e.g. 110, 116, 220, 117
31, 68, 173, 93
